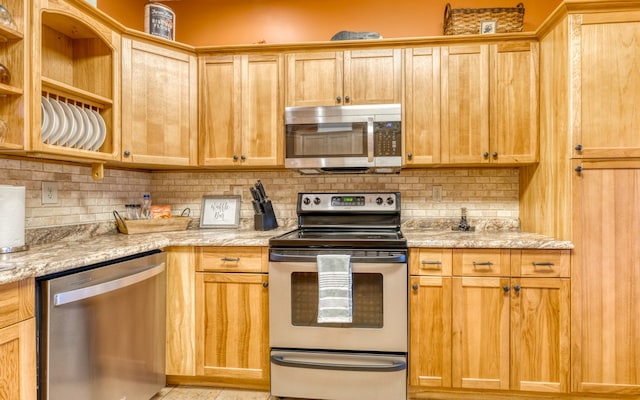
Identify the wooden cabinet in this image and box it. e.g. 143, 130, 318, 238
441, 41, 538, 165
404, 47, 441, 166
195, 247, 269, 387
571, 162, 640, 394
121, 36, 197, 166
0, 278, 36, 400
285, 48, 402, 107
409, 249, 452, 388
572, 12, 640, 159
410, 248, 570, 394
199, 53, 283, 167
0, 0, 27, 150
33, 0, 120, 161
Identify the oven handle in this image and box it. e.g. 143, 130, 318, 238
269, 253, 407, 263
270, 354, 406, 373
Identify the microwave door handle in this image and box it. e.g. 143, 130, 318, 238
367, 117, 374, 162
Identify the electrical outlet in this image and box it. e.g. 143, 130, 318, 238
42, 181, 58, 204
432, 185, 442, 202
232, 185, 243, 200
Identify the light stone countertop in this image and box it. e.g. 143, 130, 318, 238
0, 227, 572, 285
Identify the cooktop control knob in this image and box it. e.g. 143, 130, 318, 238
303, 197, 311, 205
376, 197, 383, 205
313, 197, 321, 205
386, 197, 395, 205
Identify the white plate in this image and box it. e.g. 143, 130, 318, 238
41, 100, 50, 139
67, 104, 85, 148
90, 109, 106, 151
77, 106, 93, 150
57, 101, 77, 147
48, 99, 68, 145
84, 107, 101, 150
41, 97, 57, 143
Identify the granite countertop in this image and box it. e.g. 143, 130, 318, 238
0, 227, 572, 285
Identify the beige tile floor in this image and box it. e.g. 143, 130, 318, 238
152, 385, 308, 400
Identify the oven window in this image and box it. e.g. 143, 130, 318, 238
286, 122, 367, 158
290, 272, 383, 328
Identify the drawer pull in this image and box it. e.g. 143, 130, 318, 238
221, 257, 240, 262
472, 261, 494, 268
421, 260, 442, 269
532, 262, 554, 267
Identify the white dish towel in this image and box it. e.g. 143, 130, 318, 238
317, 254, 353, 323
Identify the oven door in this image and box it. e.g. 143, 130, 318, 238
268, 252, 407, 352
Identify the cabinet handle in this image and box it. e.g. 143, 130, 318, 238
407, 153, 413, 159
123, 150, 131, 157
575, 144, 583, 151
513, 285, 521, 293
472, 261, 494, 268
344, 95, 350, 103
503, 286, 510, 293
233, 154, 239, 161
483, 152, 489, 158
532, 262, 555, 268
492, 152, 498, 158
263, 281, 269, 288
241, 154, 246, 161
412, 284, 419, 291
336, 96, 342, 104
575, 166, 583, 174
421, 260, 442, 265
221, 257, 240, 262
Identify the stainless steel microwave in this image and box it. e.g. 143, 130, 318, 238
284, 104, 402, 174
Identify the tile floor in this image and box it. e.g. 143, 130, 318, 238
152, 385, 306, 400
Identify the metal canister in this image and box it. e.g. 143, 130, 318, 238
144, 2, 175, 41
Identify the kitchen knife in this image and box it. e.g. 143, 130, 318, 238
255, 180, 267, 201
249, 187, 264, 214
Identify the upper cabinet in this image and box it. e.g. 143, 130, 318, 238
121, 36, 197, 166
199, 53, 283, 167
404, 46, 441, 166
571, 11, 640, 159
33, 0, 121, 161
441, 41, 538, 165
285, 48, 402, 107
0, 0, 27, 150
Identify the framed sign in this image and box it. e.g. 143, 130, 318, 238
200, 195, 241, 228
480, 20, 497, 34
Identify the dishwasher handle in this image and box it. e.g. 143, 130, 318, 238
53, 263, 165, 306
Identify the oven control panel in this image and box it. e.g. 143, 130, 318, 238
298, 192, 400, 212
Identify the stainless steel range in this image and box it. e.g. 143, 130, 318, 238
268, 192, 408, 400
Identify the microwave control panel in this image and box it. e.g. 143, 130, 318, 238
374, 122, 401, 157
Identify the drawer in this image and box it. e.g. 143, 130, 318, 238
511, 249, 570, 277
197, 246, 267, 273
0, 278, 34, 330
452, 249, 510, 276
409, 248, 452, 276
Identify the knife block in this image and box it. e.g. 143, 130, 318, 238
254, 202, 278, 231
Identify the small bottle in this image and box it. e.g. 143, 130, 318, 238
141, 193, 152, 219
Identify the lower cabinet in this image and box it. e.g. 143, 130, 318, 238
410, 248, 570, 395
165, 246, 270, 389
0, 279, 36, 400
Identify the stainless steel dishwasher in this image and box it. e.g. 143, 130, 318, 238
36, 250, 166, 400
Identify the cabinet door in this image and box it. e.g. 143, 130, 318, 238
199, 55, 238, 165
441, 45, 490, 164
452, 276, 510, 390
575, 13, 640, 158
200, 54, 283, 167
404, 47, 441, 165
121, 37, 197, 165
344, 48, 402, 105
409, 276, 451, 388
572, 163, 640, 394
490, 42, 538, 164
0, 319, 36, 400
286, 51, 343, 106
196, 272, 269, 384
510, 277, 570, 393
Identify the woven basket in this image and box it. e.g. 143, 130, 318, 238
443, 3, 525, 35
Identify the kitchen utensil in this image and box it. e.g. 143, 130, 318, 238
41, 97, 58, 143
48, 99, 68, 145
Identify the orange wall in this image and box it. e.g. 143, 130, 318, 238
98, 1, 561, 46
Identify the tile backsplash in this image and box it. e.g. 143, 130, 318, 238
0, 157, 519, 236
